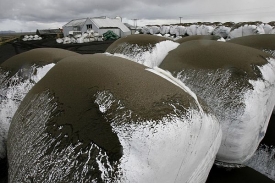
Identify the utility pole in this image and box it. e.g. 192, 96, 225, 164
179, 17, 182, 24
132, 19, 138, 32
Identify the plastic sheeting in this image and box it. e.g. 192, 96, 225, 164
196, 25, 214, 35
159, 41, 275, 166
213, 26, 231, 38
187, 25, 198, 36
149, 26, 160, 35
160, 25, 170, 34
7, 54, 222, 182
228, 25, 265, 39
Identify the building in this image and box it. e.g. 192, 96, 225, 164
62, 16, 131, 37
124, 23, 142, 34
36, 28, 63, 38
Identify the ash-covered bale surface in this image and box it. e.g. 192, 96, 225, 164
1, 48, 79, 75
230, 21, 263, 31
105, 34, 178, 68
228, 34, 275, 51
106, 34, 171, 53
175, 35, 221, 44
7, 54, 221, 182
160, 40, 269, 80
159, 40, 275, 165
0, 48, 79, 161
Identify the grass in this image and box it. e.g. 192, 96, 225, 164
0, 35, 19, 45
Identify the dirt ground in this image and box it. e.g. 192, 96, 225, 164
0, 38, 115, 64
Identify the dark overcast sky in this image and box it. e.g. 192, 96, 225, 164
0, 0, 274, 32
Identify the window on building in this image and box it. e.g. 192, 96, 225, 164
73, 26, 80, 31
87, 24, 92, 29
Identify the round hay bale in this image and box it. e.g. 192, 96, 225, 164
159, 40, 275, 165
175, 35, 221, 44
0, 48, 79, 161
228, 34, 275, 51
106, 34, 178, 67
7, 54, 221, 182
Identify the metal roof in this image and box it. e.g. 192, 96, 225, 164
64, 18, 87, 27
91, 18, 130, 33
36, 29, 63, 35
124, 23, 142, 30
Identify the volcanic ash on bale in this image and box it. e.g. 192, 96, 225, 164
159, 40, 275, 166
8, 53, 221, 182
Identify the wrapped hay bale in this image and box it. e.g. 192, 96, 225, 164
213, 26, 231, 38
0, 48, 79, 161
160, 25, 170, 35
63, 37, 71, 44
141, 26, 150, 34
56, 38, 63, 44
149, 26, 160, 35
106, 34, 178, 68
228, 24, 265, 39
159, 40, 275, 166
7, 54, 222, 182
187, 25, 198, 36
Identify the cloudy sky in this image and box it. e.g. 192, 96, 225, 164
0, 0, 274, 32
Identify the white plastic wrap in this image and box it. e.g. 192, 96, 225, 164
56, 38, 63, 43
174, 58, 275, 165
7, 57, 222, 182
106, 40, 179, 68
0, 64, 55, 159
160, 25, 170, 35
245, 145, 275, 181
262, 24, 273, 34
169, 25, 177, 35
187, 25, 198, 36
177, 26, 187, 36
213, 26, 231, 38
141, 26, 150, 34
270, 29, 275, 34
63, 37, 71, 44
229, 25, 265, 39
149, 26, 160, 35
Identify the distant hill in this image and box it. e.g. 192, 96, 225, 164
0, 31, 16, 34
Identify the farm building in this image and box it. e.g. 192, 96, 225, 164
36, 28, 63, 38
63, 16, 131, 37
124, 23, 142, 34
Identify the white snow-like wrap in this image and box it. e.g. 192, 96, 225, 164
217, 37, 226, 42
196, 25, 214, 35
270, 29, 275, 34
262, 24, 273, 34
228, 24, 265, 39
218, 58, 275, 163
187, 25, 198, 36
113, 111, 222, 183
0, 63, 55, 159
245, 145, 275, 181
176, 58, 275, 165
149, 26, 160, 35
146, 67, 203, 113
213, 26, 230, 38
94, 89, 222, 182
160, 25, 170, 35
108, 40, 179, 68
142, 26, 150, 34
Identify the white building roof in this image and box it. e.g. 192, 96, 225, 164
64, 18, 87, 27
91, 18, 130, 33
